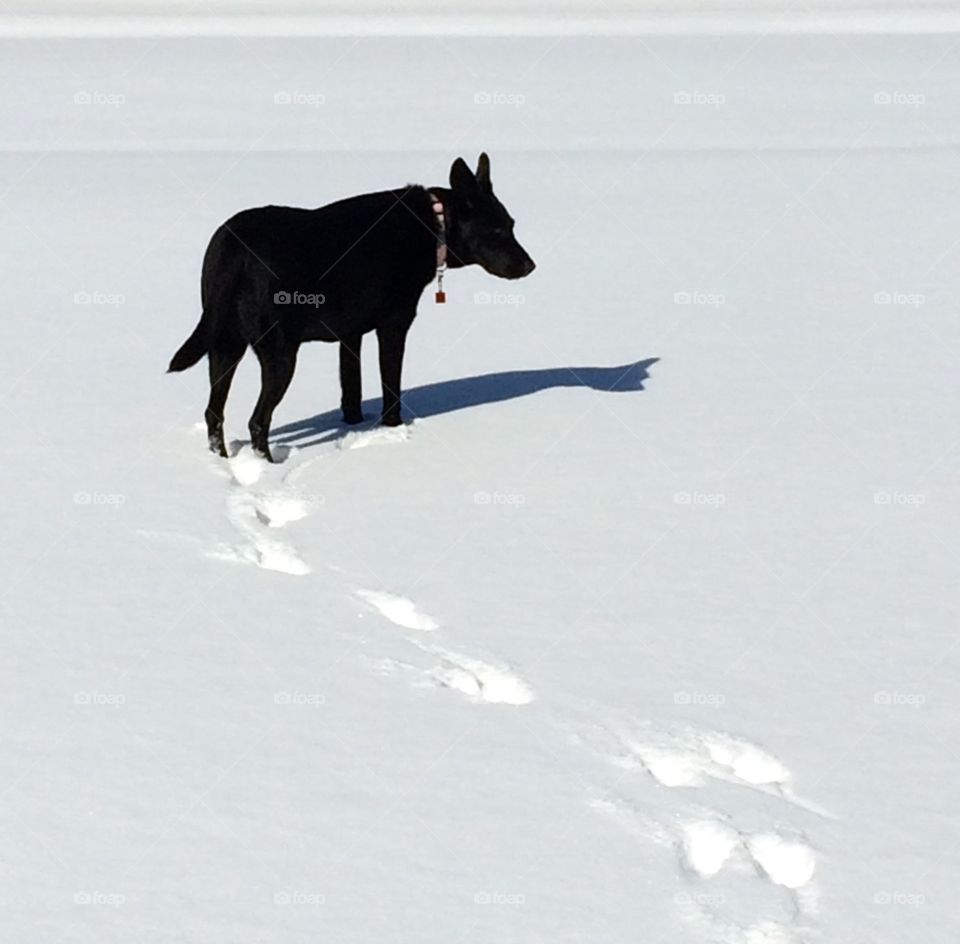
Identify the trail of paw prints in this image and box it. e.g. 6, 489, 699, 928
572, 714, 827, 942
168, 423, 414, 574
354, 588, 534, 704
211, 427, 411, 570
573, 718, 834, 819
591, 793, 818, 941
200, 444, 323, 576
209, 490, 312, 575
590, 793, 816, 892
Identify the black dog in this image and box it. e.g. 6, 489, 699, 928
168, 153, 535, 461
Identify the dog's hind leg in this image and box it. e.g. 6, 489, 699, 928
249, 342, 298, 462
205, 340, 246, 457
339, 333, 364, 425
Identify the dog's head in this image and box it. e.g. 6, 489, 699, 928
447, 154, 535, 280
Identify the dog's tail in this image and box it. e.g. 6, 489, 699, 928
167, 315, 207, 372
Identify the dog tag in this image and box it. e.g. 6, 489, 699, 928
435, 290, 446, 303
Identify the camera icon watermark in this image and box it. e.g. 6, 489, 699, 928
674, 90, 725, 108
474, 290, 525, 307
74, 691, 126, 708
874, 91, 925, 108
74, 491, 127, 509
74, 91, 126, 108
273, 890, 325, 907
74, 290, 125, 308
274, 90, 325, 107
674, 690, 726, 708
873, 290, 924, 308
873, 490, 925, 506
674, 891, 726, 906
473, 90, 526, 107
874, 890, 925, 906
474, 490, 526, 507
273, 691, 325, 708
674, 290, 725, 308
74, 891, 126, 907
674, 491, 726, 508
474, 891, 525, 906
874, 690, 925, 707
274, 290, 325, 308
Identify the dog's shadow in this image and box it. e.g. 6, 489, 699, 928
272, 357, 659, 450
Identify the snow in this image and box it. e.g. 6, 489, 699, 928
2, 11, 959, 944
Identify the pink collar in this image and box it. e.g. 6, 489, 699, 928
429, 192, 447, 303
429, 192, 447, 268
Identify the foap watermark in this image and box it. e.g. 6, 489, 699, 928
74, 691, 126, 708
873, 291, 925, 308
474, 490, 526, 507
273, 891, 325, 908
674, 491, 726, 508
674, 90, 725, 108
874, 891, 925, 906
74, 891, 125, 907
274, 290, 325, 308
473, 91, 525, 107
674, 691, 726, 708
874, 91, 925, 108
74, 91, 126, 108
274, 691, 325, 708
874, 691, 925, 707
274, 90, 325, 107
674, 290, 725, 308
74, 290, 125, 308
474, 290, 525, 307
74, 491, 126, 509
874, 490, 925, 507
675, 891, 726, 907
474, 891, 525, 907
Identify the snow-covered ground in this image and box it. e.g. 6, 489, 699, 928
2, 17, 959, 944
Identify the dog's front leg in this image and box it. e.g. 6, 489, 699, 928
376, 319, 409, 427
339, 334, 364, 424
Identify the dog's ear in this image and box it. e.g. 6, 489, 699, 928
475, 152, 492, 191
450, 157, 478, 198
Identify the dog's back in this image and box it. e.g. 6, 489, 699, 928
206, 187, 437, 344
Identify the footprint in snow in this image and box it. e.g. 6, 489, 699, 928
745, 833, 817, 891
214, 490, 311, 575
356, 589, 439, 631
679, 820, 817, 891
369, 642, 534, 706
681, 819, 742, 878
338, 425, 411, 451
590, 793, 818, 939
575, 719, 834, 819
426, 645, 535, 705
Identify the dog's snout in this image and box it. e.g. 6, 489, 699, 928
523, 258, 536, 276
